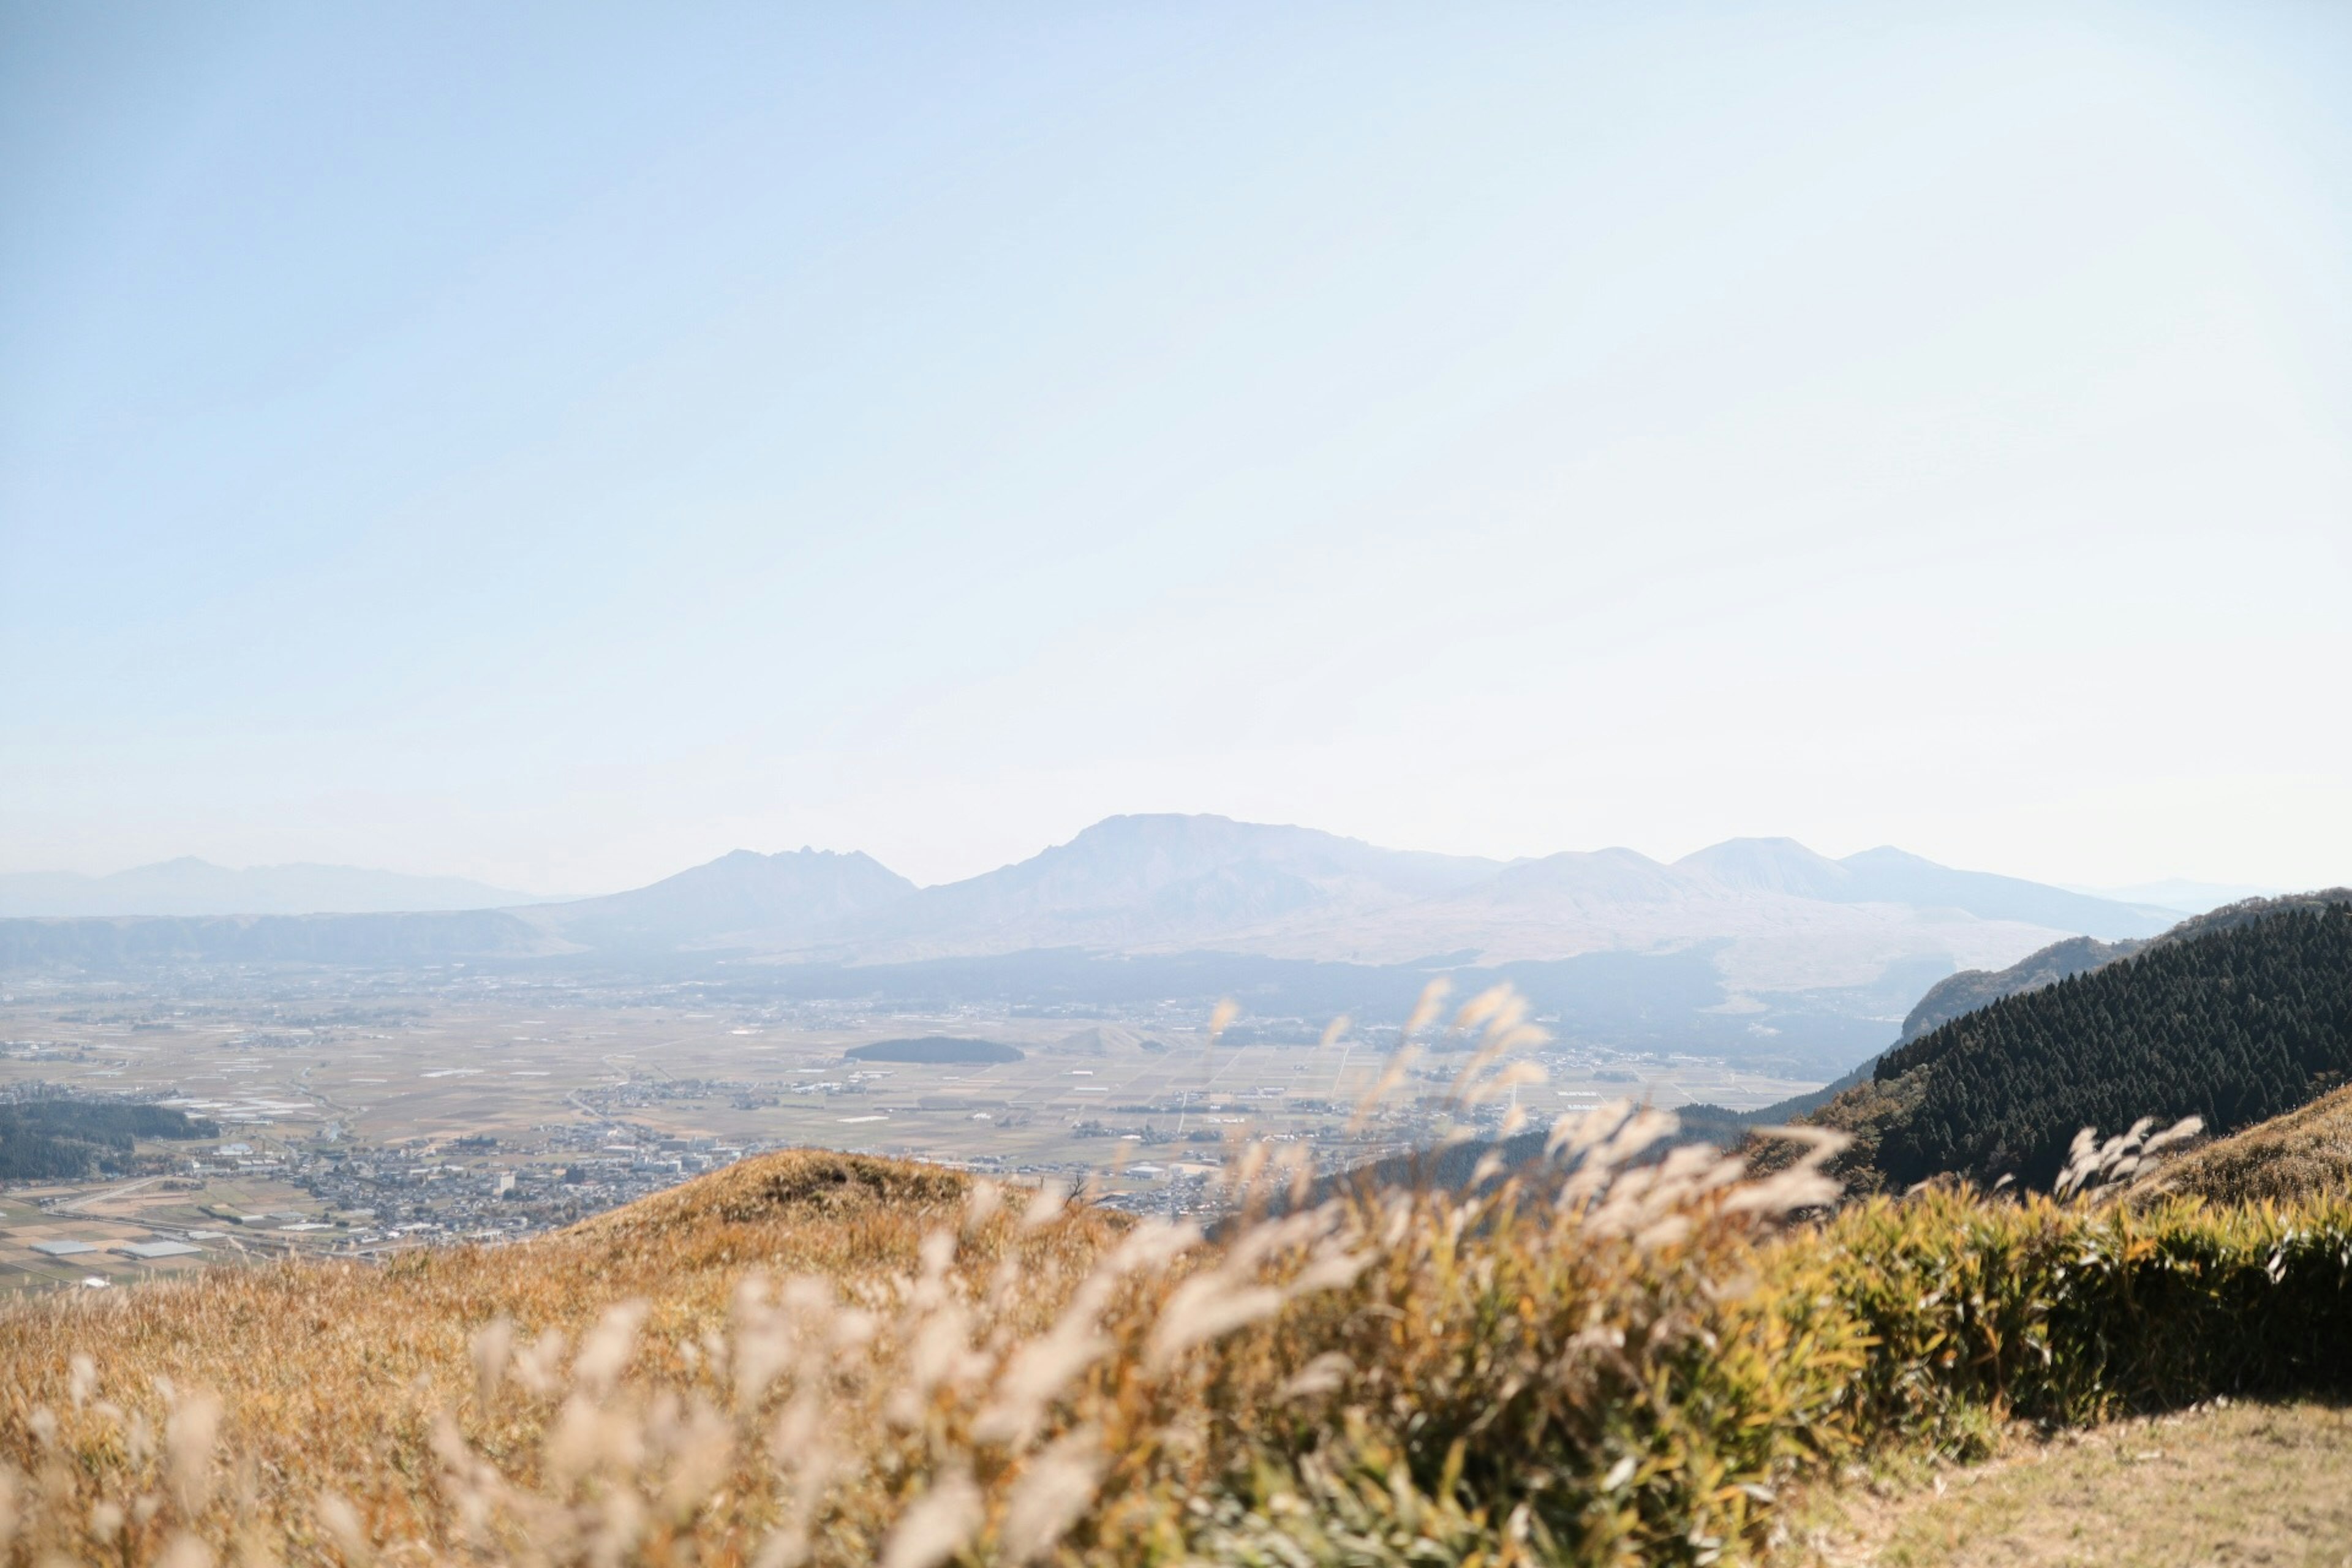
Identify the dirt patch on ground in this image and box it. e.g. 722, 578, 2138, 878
1790, 1400, 2352, 1566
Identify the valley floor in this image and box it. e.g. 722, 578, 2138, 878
1798, 1400, 2352, 1567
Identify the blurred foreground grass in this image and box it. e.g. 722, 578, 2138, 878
0, 989, 2347, 1566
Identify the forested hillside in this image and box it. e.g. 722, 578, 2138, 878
1896, 934, 2143, 1043
0, 1097, 220, 1180
1851, 900, 2352, 1188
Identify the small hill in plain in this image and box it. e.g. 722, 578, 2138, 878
843, 1035, 1023, 1064
0, 1097, 220, 1180
1054, 1023, 1170, 1055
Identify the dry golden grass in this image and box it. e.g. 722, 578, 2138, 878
2147, 1082, 2352, 1206
3, 989, 2350, 1568
0, 989, 1855, 1566
0, 1147, 1129, 1564
1793, 1400, 2352, 1567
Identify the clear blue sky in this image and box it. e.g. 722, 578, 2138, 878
4, 2, 2348, 894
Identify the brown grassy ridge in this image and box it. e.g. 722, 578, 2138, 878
2, 988, 2351, 1568
2147, 1080, 2352, 1206
0, 1147, 1110, 1562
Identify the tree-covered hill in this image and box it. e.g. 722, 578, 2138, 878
843, 1035, 1023, 1064
1887, 888, 2352, 1051
1895, 934, 2143, 1044
0, 1097, 221, 1180
1830, 899, 2352, 1189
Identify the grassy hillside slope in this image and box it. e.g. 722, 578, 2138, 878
6, 1085, 2352, 1567
2155, 1080, 2352, 1207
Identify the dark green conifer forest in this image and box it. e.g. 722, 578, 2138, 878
0, 1097, 220, 1180
1869, 902, 2352, 1188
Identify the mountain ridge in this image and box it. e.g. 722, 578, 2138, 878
0, 819, 2239, 1072
2, 819, 2192, 992
519, 847, 913, 952
684, 819, 2178, 981
0, 858, 556, 918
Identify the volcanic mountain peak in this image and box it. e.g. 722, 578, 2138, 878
525, 846, 914, 949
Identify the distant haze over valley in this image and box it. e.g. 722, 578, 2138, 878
2060, 878, 2285, 914
0, 859, 564, 918
1, 815, 2265, 1076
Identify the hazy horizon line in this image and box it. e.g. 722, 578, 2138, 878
0, 812, 2301, 908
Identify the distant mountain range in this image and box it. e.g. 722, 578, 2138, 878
2, 818, 2275, 1075
0, 858, 556, 918
512, 815, 2182, 992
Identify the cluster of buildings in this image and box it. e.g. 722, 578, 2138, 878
288, 1123, 765, 1247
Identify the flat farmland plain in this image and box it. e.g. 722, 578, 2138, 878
0, 967, 1825, 1289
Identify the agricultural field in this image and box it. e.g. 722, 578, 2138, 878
0, 964, 1825, 1291
0, 1174, 326, 1295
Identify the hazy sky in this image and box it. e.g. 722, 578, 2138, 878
5, 2, 2348, 895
